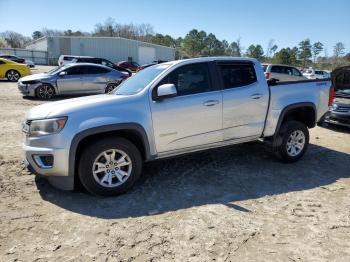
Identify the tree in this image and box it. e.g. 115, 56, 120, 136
345, 53, 350, 62
0, 38, 7, 48
41, 28, 64, 37
271, 44, 278, 57
245, 44, 264, 60
0, 31, 30, 48
312, 42, 324, 63
228, 38, 242, 57
273, 47, 298, 66
333, 42, 345, 58
182, 29, 207, 57
32, 31, 43, 40
298, 39, 312, 68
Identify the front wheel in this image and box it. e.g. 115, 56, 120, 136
78, 137, 142, 196
6, 70, 21, 82
272, 121, 309, 163
36, 84, 55, 100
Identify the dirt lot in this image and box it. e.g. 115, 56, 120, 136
0, 66, 349, 261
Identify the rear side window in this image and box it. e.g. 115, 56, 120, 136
63, 56, 74, 61
159, 63, 212, 96
83, 66, 111, 74
292, 68, 302, 76
218, 63, 257, 89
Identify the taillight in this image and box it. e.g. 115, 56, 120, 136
328, 85, 334, 106
265, 72, 270, 79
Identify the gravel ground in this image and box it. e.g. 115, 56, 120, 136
0, 66, 350, 261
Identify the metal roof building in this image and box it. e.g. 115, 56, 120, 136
26, 36, 175, 65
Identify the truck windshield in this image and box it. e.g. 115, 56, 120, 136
114, 64, 170, 95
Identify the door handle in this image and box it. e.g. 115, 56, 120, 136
250, 93, 263, 99
203, 100, 219, 106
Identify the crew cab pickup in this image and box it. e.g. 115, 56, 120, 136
22, 57, 333, 196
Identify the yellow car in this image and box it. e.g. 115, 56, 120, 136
0, 58, 31, 82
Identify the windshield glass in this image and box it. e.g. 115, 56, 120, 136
47, 65, 68, 74
114, 64, 170, 95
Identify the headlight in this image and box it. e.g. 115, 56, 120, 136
28, 117, 67, 137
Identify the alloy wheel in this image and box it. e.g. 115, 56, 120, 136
286, 130, 305, 157
92, 149, 132, 188
7, 70, 20, 81
37, 85, 54, 99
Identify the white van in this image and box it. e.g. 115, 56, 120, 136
58, 55, 92, 66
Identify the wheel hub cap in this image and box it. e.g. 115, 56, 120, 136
92, 149, 132, 188
286, 130, 305, 157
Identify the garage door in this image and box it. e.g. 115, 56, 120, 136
138, 46, 156, 65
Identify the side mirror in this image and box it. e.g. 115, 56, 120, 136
58, 71, 67, 77
156, 84, 177, 100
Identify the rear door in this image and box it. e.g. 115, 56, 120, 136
80, 65, 111, 93
150, 62, 223, 153
218, 61, 269, 140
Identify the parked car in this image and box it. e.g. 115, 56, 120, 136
262, 64, 307, 81
138, 60, 168, 71
18, 63, 124, 99
71, 57, 132, 77
303, 69, 330, 79
0, 58, 31, 82
323, 65, 350, 128
117, 61, 140, 72
58, 55, 92, 66
25, 60, 35, 68
0, 54, 25, 64
22, 57, 333, 196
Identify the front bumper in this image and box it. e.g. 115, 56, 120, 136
324, 111, 350, 128
17, 82, 40, 96
22, 133, 74, 190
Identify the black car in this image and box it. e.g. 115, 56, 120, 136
0, 54, 25, 64
138, 60, 168, 70
72, 57, 132, 77
323, 66, 350, 128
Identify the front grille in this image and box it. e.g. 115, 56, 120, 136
333, 106, 350, 113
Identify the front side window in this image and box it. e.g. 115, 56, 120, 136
219, 64, 257, 89
159, 63, 212, 96
65, 66, 82, 75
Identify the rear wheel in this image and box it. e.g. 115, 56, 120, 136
272, 121, 309, 163
78, 137, 142, 196
36, 84, 55, 100
6, 70, 21, 82
105, 82, 121, 94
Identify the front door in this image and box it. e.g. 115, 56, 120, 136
56, 66, 83, 94
150, 62, 223, 153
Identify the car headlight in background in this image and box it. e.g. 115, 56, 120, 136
25, 117, 67, 137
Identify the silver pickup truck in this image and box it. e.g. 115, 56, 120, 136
22, 57, 333, 196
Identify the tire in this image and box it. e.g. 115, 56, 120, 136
35, 84, 55, 100
78, 137, 142, 196
6, 70, 21, 82
272, 121, 309, 163
105, 82, 121, 94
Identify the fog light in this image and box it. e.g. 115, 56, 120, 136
33, 155, 54, 169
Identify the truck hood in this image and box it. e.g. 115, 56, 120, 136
26, 94, 129, 119
20, 73, 52, 82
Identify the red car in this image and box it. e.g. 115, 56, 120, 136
117, 61, 140, 72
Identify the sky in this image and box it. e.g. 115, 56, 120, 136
0, 0, 349, 54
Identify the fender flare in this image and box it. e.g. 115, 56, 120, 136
68, 123, 152, 178
273, 102, 316, 137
